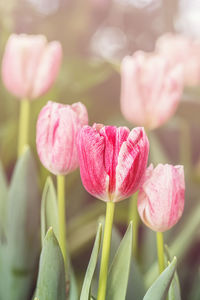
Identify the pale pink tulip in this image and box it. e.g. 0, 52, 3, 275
36, 101, 88, 175
138, 164, 185, 232
156, 33, 200, 86
120, 51, 183, 130
2, 34, 62, 100
77, 125, 149, 202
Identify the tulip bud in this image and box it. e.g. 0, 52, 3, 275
156, 33, 200, 86
2, 34, 62, 100
77, 124, 149, 202
138, 164, 185, 232
36, 101, 88, 175
120, 51, 183, 130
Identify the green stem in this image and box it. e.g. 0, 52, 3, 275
129, 192, 139, 258
57, 175, 67, 270
97, 201, 115, 300
179, 119, 191, 174
156, 232, 165, 274
18, 99, 30, 156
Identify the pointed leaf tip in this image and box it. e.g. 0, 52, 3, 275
143, 257, 177, 300
80, 223, 102, 300
106, 222, 133, 300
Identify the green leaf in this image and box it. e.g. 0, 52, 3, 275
35, 228, 66, 300
110, 225, 145, 300
80, 223, 102, 300
7, 147, 40, 269
164, 246, 181, 300
143, 257, 177, 300
126, 259, 146, 300
41, 177, 78, 300
168, 272, 181, 300
0, 148, 40, 300
0, 161, 8, 240
106, 222, 133, 300
91, 222, 145, 300
41, 176, 59, 245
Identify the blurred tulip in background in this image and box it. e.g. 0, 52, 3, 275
2, 34, 62, 100
156, 33, 200, 87
120, 51, 183, 130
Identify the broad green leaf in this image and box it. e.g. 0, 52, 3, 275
111, 224, 145, 300
7, 147, 40, 268
110, 226, 145, 300
106, 222, 133, 300
143, 257, 177, 300
0, 148, 40, 300
0, 161, 8, 240
126, 259, 145, 300
35, 228, 66, 300
164, 246, 181, 300
80, 223, 102, 300
41, 176, 59, 245
91, 221, 145, 300
41, 177, 78, 299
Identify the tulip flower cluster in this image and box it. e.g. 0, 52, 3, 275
0, 31, 189, 300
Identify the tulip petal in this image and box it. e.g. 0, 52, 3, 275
78, 126, 109, 201
32, 41, 62, 99
115, 127, 149, 202
99, 126, 130, 195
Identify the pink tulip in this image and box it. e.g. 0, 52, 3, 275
138, 164, 185, 232
156, 33, 200, 86
120, 51, 183, 130
36, 101, 88, 175
2, 34, 62, 100
77, 124, 149, 202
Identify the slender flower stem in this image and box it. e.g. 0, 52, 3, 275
97, 201, 115, 300
179, 119, 191, 175
18, 99, 30, 156
156, 231, 165, 274
57, 175, 68, 270
129, 192, 139, 258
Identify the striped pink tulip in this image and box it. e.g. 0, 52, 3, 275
138, 164, 185, 232
120, 51, 183, 130
36, 101, 88, 175
77, 124, 149, 202
2, 34, 62, 100
156, 33, 200, 86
